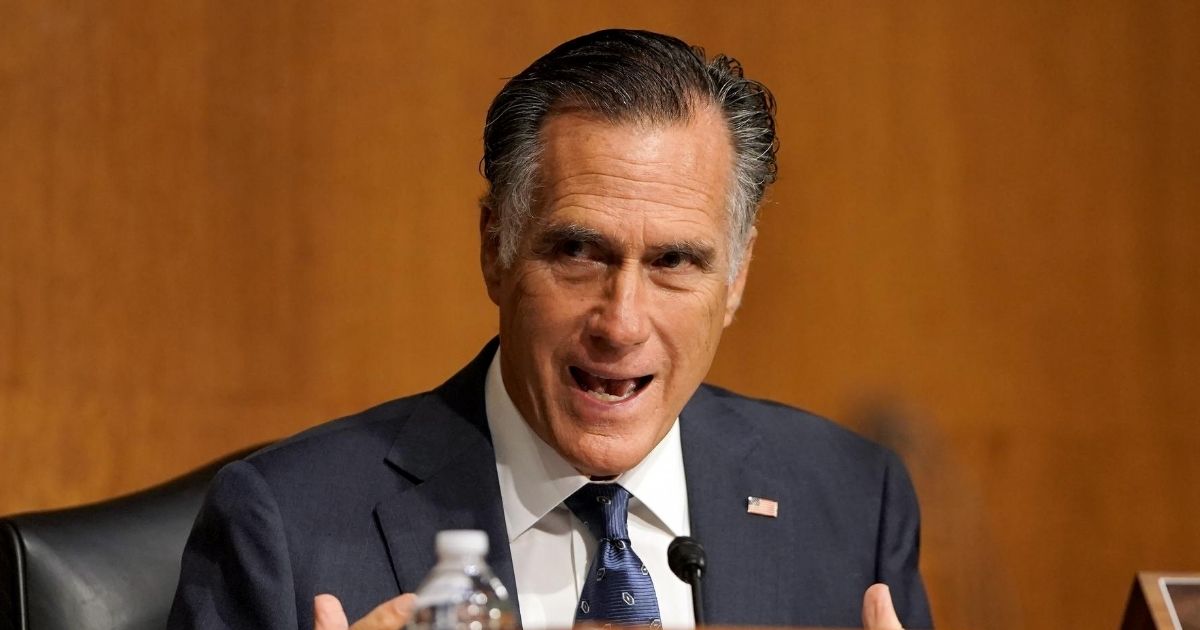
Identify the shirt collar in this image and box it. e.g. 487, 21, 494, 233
486, 348, 689, 542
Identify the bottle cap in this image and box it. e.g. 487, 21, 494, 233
435, 530, 489, 558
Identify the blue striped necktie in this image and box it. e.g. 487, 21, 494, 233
566, 483, 662, 627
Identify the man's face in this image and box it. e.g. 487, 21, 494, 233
481, 107, 754, 477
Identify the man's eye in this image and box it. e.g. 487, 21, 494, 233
559, 239, 588, 258
655, 251, 691, 269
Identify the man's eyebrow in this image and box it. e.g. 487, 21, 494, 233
530, 222, 609, 255
538, 222, 605, 243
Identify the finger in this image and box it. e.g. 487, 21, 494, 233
348, 593, 418, 630
862, 583, 904, 630
314, 594, 350, 630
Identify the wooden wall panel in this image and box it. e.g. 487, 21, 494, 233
2, 2, 1197, 629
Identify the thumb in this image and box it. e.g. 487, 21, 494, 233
314, 594, 350, 630
348, 593, 417, 630
862, 583, 904, 630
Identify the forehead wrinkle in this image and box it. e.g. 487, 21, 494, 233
539, 118, 732, 200
563, 152, 720, 184
545, 190, 718, 217
550, 169, 724, 211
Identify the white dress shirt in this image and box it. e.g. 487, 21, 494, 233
485, 350, 695, 630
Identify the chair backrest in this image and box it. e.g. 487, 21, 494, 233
0, 446, 261, 630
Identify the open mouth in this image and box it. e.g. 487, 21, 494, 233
569, 366, 653, 403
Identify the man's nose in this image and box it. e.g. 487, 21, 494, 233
587, 263, 651, 351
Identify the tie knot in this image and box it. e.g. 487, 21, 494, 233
565, 483, 631, 542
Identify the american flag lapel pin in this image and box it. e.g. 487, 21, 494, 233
746, 496, 779, 518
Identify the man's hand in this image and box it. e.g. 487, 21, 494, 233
314, 593, 416, 630
862, 583, 904, 630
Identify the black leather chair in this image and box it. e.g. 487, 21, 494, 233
0, 445, 262, 630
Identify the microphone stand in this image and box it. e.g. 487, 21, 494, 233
685, 568, 705, 627
668, 536, 707, 627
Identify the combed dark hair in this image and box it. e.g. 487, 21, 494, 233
482, 29, 778, 275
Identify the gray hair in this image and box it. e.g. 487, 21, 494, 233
481, 29, 778, 278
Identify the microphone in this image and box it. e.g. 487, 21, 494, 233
667, 536, 707, 626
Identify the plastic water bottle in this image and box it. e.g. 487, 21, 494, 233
406, 530, 515, 630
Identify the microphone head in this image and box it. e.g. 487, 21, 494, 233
667, 536, 707, 582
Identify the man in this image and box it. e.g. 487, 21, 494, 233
170, 29, 932, 630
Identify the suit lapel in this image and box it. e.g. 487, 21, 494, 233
681, 386, 784, 625
372, 339, 521, 617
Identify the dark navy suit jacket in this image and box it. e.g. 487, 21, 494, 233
169, 340, 932, 629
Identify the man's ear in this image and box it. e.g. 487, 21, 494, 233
479, 204, 503, 306
723, 226, 757, 327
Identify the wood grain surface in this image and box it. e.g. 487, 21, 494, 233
2, 2, 1197, 629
